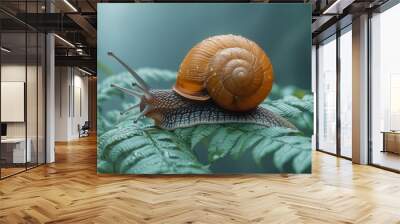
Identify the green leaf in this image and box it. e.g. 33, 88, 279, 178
273, 144, 301, 171
98, 126, 143, 160
262, 94, 314, 136
190, 125, 219, 148
252, 140, 282, 165
108, 136, 149, 162
292, 150, 312, 173
251, 128, 312, 173
208, 127, 242, 162
230, 133, 263, 160
98, 122, 209, 174
182, 124, 311, 173
97, 160, 114, 173
174, 127, 194, 144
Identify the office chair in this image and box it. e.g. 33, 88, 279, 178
79, 121, 90, 138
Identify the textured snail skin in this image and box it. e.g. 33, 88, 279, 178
143, 90, 295, 130
174, 34, 274, 112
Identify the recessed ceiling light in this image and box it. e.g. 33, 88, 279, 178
322, 0, 354, 15
78, 67, 93, 76
54, 34, 75, 48
63, 0, 78, 12
1, 47, 11, 53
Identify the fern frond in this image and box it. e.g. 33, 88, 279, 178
177, 124, 311, 173
97, 159, 114, 173
98, 122, 209, 174
262, 94, 314, 135
252, 131, 311, 173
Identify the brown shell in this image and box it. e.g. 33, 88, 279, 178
173, 34, 274, 112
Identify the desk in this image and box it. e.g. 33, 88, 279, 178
382, 131, 400, 154
1, 138, 31, 163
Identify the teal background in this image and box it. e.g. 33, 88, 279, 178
97, 3, 312, 89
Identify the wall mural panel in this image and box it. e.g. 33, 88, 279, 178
97, 3, 312, 174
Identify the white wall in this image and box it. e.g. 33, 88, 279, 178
1, 65, 26, 137
55, 67, 69, 141
71, 73, 89, 138
1, 65, 39, 137
54, 67, 89, 141
1, 63, 46, 164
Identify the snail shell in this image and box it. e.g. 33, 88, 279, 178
173, 34, 274, 112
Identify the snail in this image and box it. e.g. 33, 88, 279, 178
108, 34, 295, 130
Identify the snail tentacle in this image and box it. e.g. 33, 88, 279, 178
131, 82, 148, 93
107, 51, 152, 99
110, 83, 142, 98
120, 103, 140, 115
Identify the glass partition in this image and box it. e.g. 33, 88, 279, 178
0, 2, 46, 179
1, 31, 28, 177
316, 27, 354, 159
339, 27, 352, 158
317, 35, 337, 154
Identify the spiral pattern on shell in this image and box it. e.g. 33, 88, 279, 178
174, 34, 274, 112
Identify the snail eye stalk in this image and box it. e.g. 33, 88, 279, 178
131, 82, 147, 93
110, 83, 142, 97
107, 51, 150, 93
120, 103, 140, 116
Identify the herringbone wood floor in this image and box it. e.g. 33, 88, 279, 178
1, 135, 400, 224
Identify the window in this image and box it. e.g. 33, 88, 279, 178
316, 27, 353, 159
339, 27, 352, 158
317, 35, 337, 154
370, 3, 400, 171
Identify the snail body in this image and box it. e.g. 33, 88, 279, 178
141, 89, 294, 130
108, 35, 294, 130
